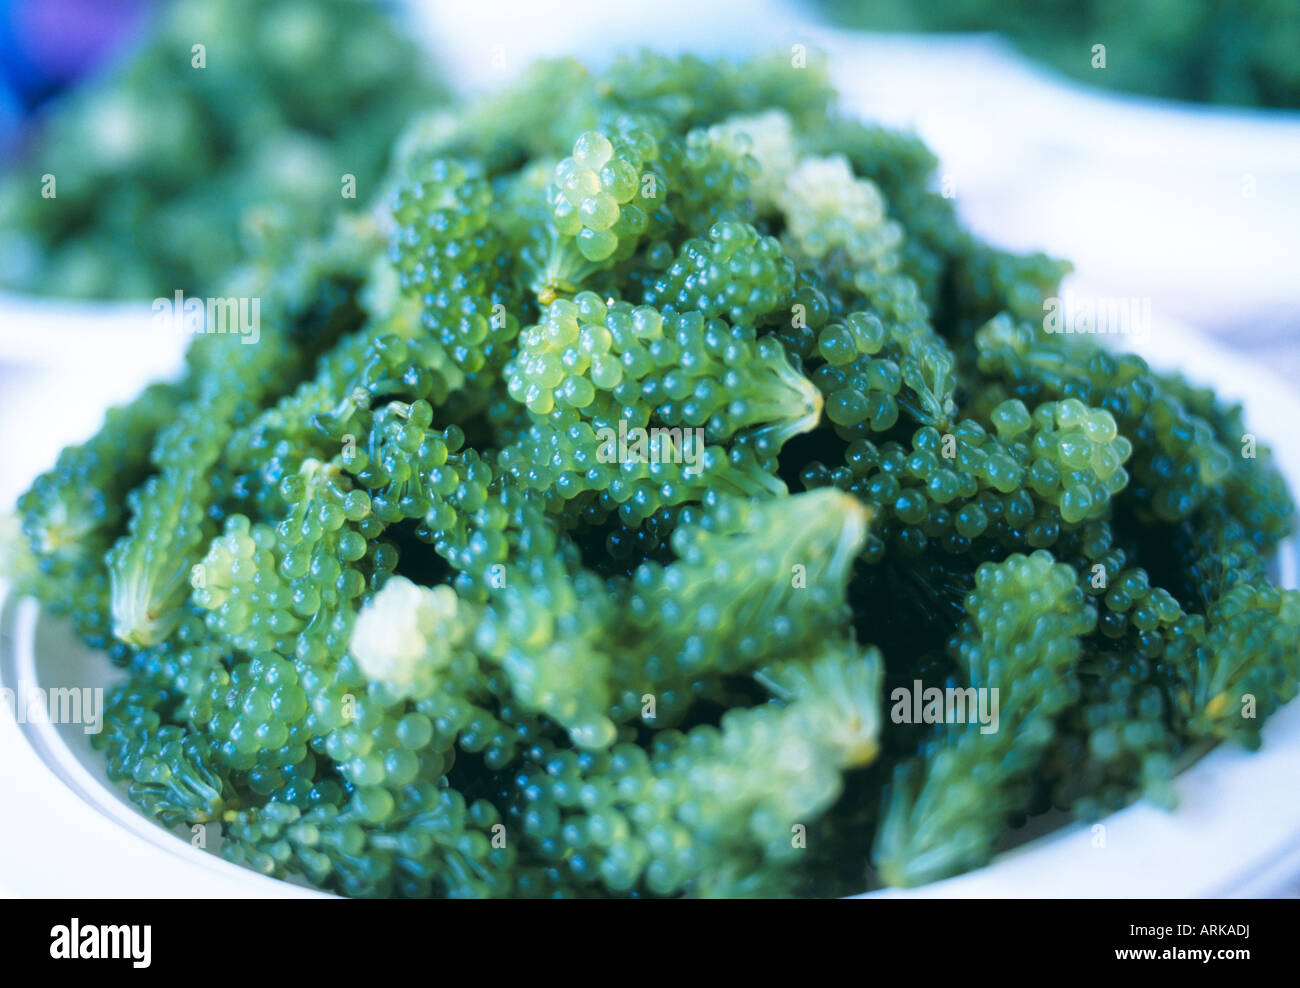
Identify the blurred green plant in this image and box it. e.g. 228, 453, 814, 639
811, 0, 1300, 109
0, 0, 442, 299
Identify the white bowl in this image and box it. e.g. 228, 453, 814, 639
1, 313, 1298, 898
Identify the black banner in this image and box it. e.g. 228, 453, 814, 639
0, 897, 1281, 974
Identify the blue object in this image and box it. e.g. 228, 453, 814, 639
0, 0, 151, 115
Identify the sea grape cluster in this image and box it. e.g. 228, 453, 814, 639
10, 52, 1299, 899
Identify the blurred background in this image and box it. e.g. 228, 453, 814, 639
0, 0, 1297, 510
